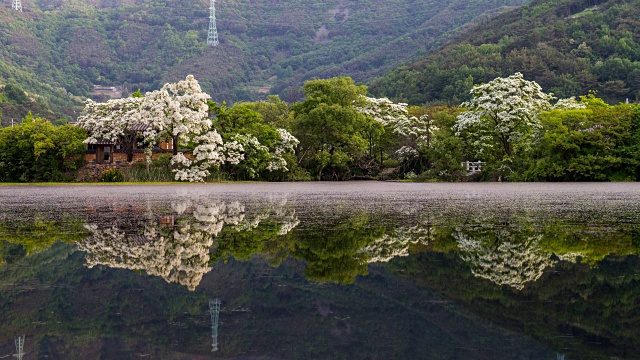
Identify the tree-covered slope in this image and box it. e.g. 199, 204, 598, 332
0, 0, 527, 120
372, 0, 640, 105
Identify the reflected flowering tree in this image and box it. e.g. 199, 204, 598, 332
79, 223, 213, 291
77, 199, 300, 291
362, 221, 435, 263
454, 230, 559, 290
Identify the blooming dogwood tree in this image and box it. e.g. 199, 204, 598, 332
170, 130, 227, 182
454, 72, 554, 159
357, 96, 438, 170
77, 96, 146, 162
136, 75, 212, 157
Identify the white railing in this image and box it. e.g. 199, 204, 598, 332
461, 161, 485, 175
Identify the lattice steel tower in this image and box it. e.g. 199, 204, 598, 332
209, 298, 221, 352
207, 0, 219, 46
12, 0, 22, 12
14, 336, 25, 360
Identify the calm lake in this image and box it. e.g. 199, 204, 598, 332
1, 182, 639, 359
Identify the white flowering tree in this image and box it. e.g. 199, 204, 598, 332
77, 96, 146, 162
357, 96, 439, 173
170, 130, 226, 182
137, 75, 212, 157
454, 73, 554, 159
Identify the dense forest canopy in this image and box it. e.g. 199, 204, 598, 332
0, 0, 528, 122
372, 0, 640, 105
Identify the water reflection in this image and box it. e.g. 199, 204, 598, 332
3, 197, 639, 291
2, 184, 640, 359
77, 199, 300, 290
456, 231, 554, 290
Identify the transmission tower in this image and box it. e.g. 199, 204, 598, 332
209, 298, 221, 352
13, 336, 25, 360
12, 0, 22, 12
207, 0, 219, 46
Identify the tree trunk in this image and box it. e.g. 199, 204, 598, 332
172, 134, 178, 156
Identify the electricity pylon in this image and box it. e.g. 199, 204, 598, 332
207, 0, 219, 46
209, 298, 221, 352
12, 0, 22, 12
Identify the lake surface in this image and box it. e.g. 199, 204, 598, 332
0, 182, 639, 359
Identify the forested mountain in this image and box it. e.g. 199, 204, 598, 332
0, 0, 528, 122
371, 0, 640, 105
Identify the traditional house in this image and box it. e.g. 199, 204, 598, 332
83, 123, 175, 165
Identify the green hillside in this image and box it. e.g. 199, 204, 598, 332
372, 0, 640, 105
0, 0, 528, 122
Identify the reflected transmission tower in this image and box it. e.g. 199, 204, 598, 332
14, 336, 25, 360
209, 298, 221, 352
12, 0, 22, 12
207, 0, 219, 46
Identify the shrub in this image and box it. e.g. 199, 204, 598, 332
102, 169, 124, 182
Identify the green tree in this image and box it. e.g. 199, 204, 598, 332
528, 96, 636, 181
0, 113, 86, 182
291, 77, 373, 180
3, 84, 28, 105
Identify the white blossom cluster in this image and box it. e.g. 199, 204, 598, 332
268, 129, 300, 172
357, 96, 438, 162
171, 130, 227, 182
77, 97, 145, 145
394, 115, 439, 149
222, 140, 245, 165
395, 146, 419, 163
454, 73, 554, 157
356, 96, 410, 127
136, 75, 212, 151
455, 231, 557, 290
361, 223, 433, 263
79, 75, 299, 182
77, 198, 301, 291
229, 129, 299, 176
553, 97, 587, 110
78, 223, 214, 291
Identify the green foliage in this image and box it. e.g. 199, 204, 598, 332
124, 155, 174, 182
0, 0, 528, 115
525, 99, 638, 181
2, 84, 27, 104
209, 100, 296, 180
101, 168, 124, 182
292, 77, 374, 180
373, 0, 640, 106
0, 113, 86, 182
419, 107, 467, 180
